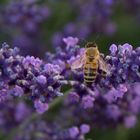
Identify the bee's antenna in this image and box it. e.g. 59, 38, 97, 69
80, 34, 101, 48
80, 38, 87, 44
93, 34, 100, 44
80, 38, 88, 48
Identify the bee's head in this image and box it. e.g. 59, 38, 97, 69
85, 42, 99, 58
85, 42, 97, 48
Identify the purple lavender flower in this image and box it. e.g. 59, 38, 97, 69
69, 126, 79, 138
130, 97, 140, 114
63, 37, 79, 48
3, 0, 50, 33
67, 92, 80, 104
124, 115, 137, 128
52, 0, 116, 45
106, 105, 121, 120
0, 43, 63, 113
46, 37, 140, 116
109, 44, 118, 55
9, 85, 24, 97
48, 38, 140, 129
22, 56, 42, 69
0, 101, 32, 133
80, 124, 90, 134
34, 99, 48, 114
1, 36, 140, 140
0, 82, 11, 102
36, 75, 47, 85
0, 0, 50, 56
118, 43, 133, 55
133, 82, 140, 95
46, 37, 81, 77
12, 118, 89, 140
44, 63, 62, 75
104, 85, 127, 103
81, 95, 95, 109
15, 102, 31, 122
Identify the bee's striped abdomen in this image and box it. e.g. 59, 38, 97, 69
84, 61, 98, 85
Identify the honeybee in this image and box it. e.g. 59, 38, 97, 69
71, 42, 110, 85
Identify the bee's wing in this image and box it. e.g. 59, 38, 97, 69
98, 55, 110, 75
71, 54, 86, 70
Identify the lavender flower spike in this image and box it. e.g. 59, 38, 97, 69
109, 44, 117, 55
0, 43, 63, 113
63, 36, 79, 48
53, 38, 140, 129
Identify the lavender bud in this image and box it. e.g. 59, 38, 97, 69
34, 100, 48, 114
36, 75, 47, 85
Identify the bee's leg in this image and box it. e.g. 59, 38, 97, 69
95, 70, 106, 87
93, 72, 99, 85
101, 71, 107, 78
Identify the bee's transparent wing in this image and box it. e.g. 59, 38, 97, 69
98, 55, 110, 75
71, 54, 86, 70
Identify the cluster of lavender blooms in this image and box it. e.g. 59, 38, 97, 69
0, 0, 140, 55
46, 37, 140, 129
0, 40, 90, 140
13, 120, 90, 140
0, 37, 140, 139
0, 43, 63, 114
52, 0, 116, 46
52, 0, 140, 46
0, 100, 90, 140
46, 37, 80, 78
0, 101, 32, 133
0, 0, 50, 55
3, 0, 50, 33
